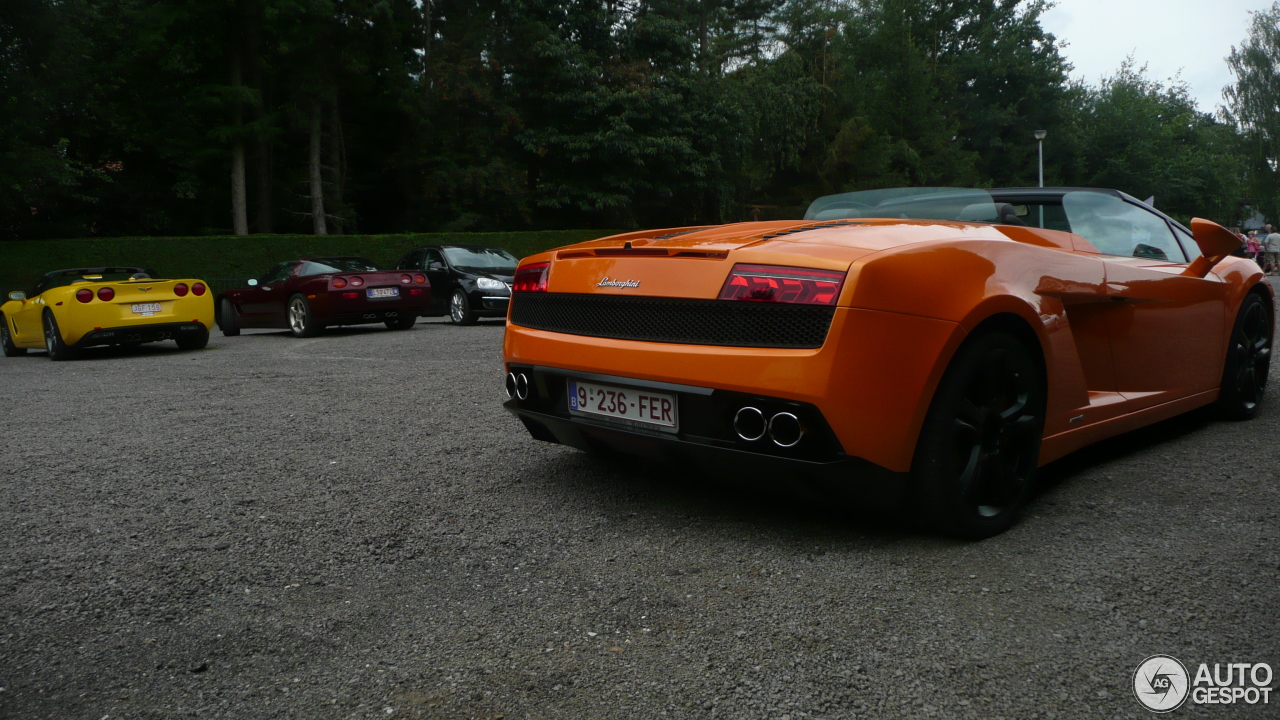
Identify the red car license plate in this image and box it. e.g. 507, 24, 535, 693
567, 379, 678, 432
367, 287, 399, 299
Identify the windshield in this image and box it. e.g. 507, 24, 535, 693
805, 188, 999, 222
442, 247, 518, 273
307, 257, 380, 273
34, 268, 148, 296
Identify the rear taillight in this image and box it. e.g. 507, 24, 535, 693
512, 262, 549, 293
192, 282, 206, 296
400, 274, 412, 284
174, 283, 189, 297
342, 292, 358, 299
414, 274, 426, 284
718, 264, 846, 305
350, 276, 365, 288
97, 287, 115, 301
410, 288, 423, 296
76, 289, 93, 303
333, 277, 348, 289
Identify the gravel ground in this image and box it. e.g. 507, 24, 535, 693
1, 309, 1277, 720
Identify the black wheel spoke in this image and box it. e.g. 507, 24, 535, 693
956, 398, 985, 425
999, 393, 1029, 421
958, 445, 990, 498
954, 417, 980, 441
1239, 366, 1258, 404
1006, 414, 1040, 439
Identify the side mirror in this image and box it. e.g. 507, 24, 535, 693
1183, 218, 1244, 278
7, 291, 26, 301
428, 262, 445, 271
247, 279, 259, 286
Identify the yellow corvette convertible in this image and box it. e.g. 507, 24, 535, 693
1, 267, 215, 361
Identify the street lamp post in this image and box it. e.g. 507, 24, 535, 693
1034, 130, 1047, 228
1034, 130, 1047, 187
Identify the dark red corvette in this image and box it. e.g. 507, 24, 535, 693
216, 257, 431, 337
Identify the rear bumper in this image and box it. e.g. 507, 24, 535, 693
503, 307, 966, 473
502, 365, 907, 505
73, 321, 208, 348
327, 305, 429, 325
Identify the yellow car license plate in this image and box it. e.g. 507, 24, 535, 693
567, 379, 678, 431
131, 302, 162, 316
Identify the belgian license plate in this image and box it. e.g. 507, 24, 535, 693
131, 302, 162, 315
567, 379, 678, 431
367, 287, 399, 299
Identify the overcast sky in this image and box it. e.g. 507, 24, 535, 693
1039, 0, 1274, 114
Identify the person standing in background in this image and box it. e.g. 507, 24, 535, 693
1264, 225, 1280, 274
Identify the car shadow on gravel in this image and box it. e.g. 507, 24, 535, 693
47, 343, 203, 361
1033, 403, 1227, 497
531, 448, 923, 544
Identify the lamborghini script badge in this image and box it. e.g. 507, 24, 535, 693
597, 278, 640, 288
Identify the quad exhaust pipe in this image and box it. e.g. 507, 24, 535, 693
734, 406, 804, 447
505, 371, 530, 400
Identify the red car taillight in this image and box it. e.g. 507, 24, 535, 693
718, 264, 846, 305
410, 288, 423, 296
97, 287, 115, 302
350, 276, 365, 288
400, 274, 412, 284
76, 289, 93, 303
192, 282, 206, 296
333, 277, 348, 289
342, 292, 358, 300
414, 274, 426, 284
512, 262, 549, 293
174, 283, 189, 297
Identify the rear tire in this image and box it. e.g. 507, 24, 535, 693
450, 289, 476, 325
219, 299, 241, 337
287, 295, 320, 338
910, 330, 1045, 539
1, 314, 26, 356
385, 313, 416, 330
43, 311, 74, 361
1217, 291, 1272, 420
176, 330, 209, 351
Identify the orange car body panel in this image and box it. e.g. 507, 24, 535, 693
504, 218, 1271, 475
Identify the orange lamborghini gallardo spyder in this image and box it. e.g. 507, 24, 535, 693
502, 188, 1274, 538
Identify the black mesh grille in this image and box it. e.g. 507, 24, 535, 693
510, 293, 835, 348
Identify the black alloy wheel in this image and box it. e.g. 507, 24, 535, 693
43, 311, 74, 361
287, 295, 320, 337
219, 298, 241, 336
911, 330, 1046, 539
450, 289, 476, 325
1, 314, 26, 356
1218, 291, 1272, 420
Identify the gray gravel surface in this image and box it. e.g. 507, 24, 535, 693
1, 310, 1278, 720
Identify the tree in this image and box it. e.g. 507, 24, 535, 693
1225, 1, 1280, 224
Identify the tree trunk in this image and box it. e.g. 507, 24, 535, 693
326, 97, 345, 234
309, 99, 327, 235
247, 0, 272, 233
230, 51, 249, 236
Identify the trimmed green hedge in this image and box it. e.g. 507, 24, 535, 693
0, 230, 617, 289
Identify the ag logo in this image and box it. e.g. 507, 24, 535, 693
1134, 654, 1190, 712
